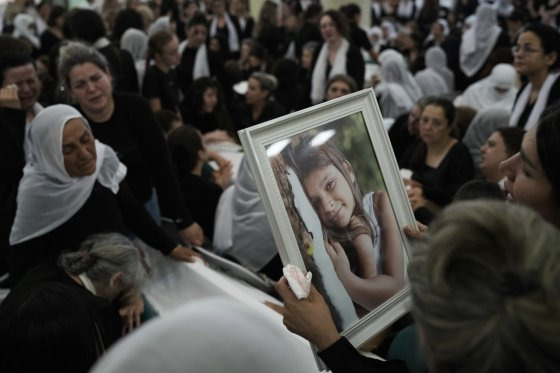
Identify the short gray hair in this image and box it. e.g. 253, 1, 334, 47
58, 233, 147, 301
409, 200, 560, 373
58, 41, 109, 92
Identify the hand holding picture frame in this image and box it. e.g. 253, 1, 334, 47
239, 89, 417, 347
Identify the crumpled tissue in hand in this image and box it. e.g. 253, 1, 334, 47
283, 264, 312, 300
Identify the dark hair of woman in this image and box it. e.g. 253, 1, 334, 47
0, 282, 105, 373
167, 124, 204, 173
321, 9, 349, 39
496, 127, 525, 157
47, 5, 67, 27
519, 23, 560, 71
112, 9, 144, 43
536, 103, 560, 205
67, 9, 107, 43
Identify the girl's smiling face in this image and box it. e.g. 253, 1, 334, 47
303, 164, 356, 229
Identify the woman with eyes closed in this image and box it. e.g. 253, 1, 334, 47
500, 102, 560, 229
510, 23, 560, 130
9, 105, 198, 285
401, 97, 474, 215
57, 42, 205, 248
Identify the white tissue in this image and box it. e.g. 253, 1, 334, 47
283, 264, 312, 300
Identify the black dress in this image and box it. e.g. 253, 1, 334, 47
9, 181, 177, 284
0, 261, 122, 346
79, 92, 194, 229
402, 142, 475, 207
232, 99, 286, 130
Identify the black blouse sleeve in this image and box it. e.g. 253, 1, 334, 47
127, 94, 195, 229
318, 337, 409, 373
116, 180, 177, 255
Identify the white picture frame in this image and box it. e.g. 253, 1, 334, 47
238, 88, 416, 348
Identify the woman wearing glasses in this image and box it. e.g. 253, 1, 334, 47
510, 23, 560, 129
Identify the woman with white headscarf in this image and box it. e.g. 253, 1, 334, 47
120, 28, 148, 89
375, 58, 416, 118
459, 4, 508, 81
12, 13, 41, 50
9, 105, 198, 284
414, 56, 449, 97
454, 63, 517, 111
377, 49, 423, 103
423, 46, 454, 92
91, 297, 319, 373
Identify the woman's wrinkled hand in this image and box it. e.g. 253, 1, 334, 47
119, 295, 144, 334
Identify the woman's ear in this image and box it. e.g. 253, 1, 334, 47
343, 161, 356, 184
109, 272, 123, 288
545, 51, 558, 68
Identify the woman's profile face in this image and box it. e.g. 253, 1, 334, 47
157, 36, 180, 68
419, 104, 451, 145
202, 86, 218, 113
500, 127, 556, 224
62, 118, 97, 177
480, 131, 508, 182
320, 14, 340, 43
68, 62, 113, 116
303, 164, 356, 230
513, 31, 556, 77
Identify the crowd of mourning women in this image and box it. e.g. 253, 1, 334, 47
1, 0, 560, 372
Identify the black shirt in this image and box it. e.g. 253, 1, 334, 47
142, 65, 181, 113
9, 181, 177, 284
81, 91, 194, 229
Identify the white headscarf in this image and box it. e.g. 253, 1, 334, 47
459, 4, 502, 77
425, 46, 454, 91
310, 38, 350, 104
414, 69, 449, 97
148, 16, 172, 36
90, 297, 319, 373
230, 157, 277, 272
12, 13, 40, 48
379, 55, 423, 102
209, 13, 240, 53
10, 105, 126, 245
454, 63, 517, 111
121, 28, 148, 62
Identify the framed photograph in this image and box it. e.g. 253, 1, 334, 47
238, 89, 416, 347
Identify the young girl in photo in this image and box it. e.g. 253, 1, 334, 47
283, 138, 404, 310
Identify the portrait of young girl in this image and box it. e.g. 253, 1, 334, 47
277, 117, 405, 315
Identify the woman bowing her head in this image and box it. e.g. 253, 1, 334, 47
9, 105, 198, 284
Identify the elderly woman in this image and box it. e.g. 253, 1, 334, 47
270, 200, 560, 373
233, 72, 286, 130
309, 10, 364, 104
0, 233, 148, 372
9, 105, 197, 284
57, 42, 204, 247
